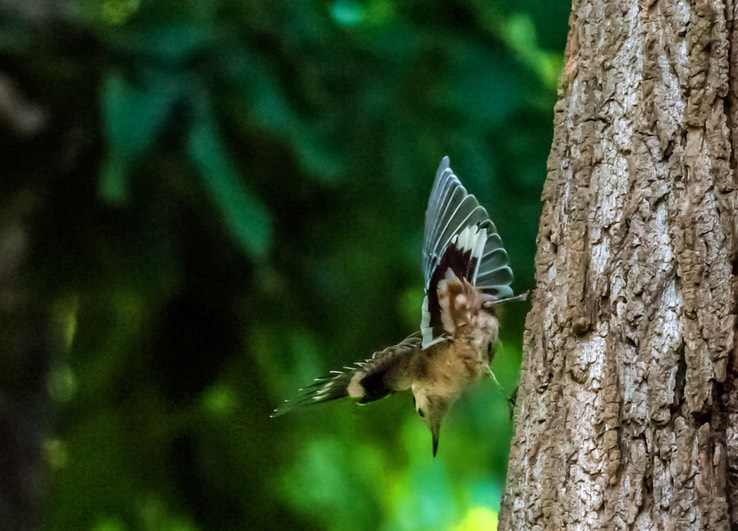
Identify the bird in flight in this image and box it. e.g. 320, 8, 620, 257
272, 156, 524, 456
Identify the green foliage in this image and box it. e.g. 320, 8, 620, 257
187, 100, 272, 258
100, 70, 177, 202
1, 0, 568, 529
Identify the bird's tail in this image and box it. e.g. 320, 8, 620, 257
270, 370, 353, 418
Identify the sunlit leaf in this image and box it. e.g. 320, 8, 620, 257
502, 13, 562, 90
330, 0, 365, 27
91, 517, 128, 531
203, 384, 237, 418
453, 507, 499, 531
47, 364, 77, 403
100, 0, 140, 26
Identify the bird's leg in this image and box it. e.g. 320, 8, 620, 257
487, 367, 517, 419
487, 366, 504, 393
506, 386, 518, 420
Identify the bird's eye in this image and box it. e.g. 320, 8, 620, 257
418, 408, 425, 418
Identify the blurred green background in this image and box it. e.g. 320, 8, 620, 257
0, 1, 568, 529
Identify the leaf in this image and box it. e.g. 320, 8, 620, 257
100, 71, 177, 202
219, 52, 345, 183
99, 152, 128, 203
187, 102, 271, 259
443, 41, 528, 126
115, 24, 211, 64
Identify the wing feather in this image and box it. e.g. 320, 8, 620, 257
271, 333, 421, 417
420, 157, 515, 348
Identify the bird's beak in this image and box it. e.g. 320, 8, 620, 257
431, 423, 440, 457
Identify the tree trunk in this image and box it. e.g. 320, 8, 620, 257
500, 0, 738, 529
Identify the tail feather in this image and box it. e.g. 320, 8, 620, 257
271, 334, 421, 417
270, 371, 353, 418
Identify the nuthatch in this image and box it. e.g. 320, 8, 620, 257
272, 157, 524, 456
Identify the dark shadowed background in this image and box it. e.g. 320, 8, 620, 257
0, 1, 568, 529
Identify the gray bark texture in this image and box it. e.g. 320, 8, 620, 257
499, 0, 738, 529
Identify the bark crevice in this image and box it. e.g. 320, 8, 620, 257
500, 0, 738, 528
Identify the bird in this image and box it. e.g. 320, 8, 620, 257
271, 156, 525, 456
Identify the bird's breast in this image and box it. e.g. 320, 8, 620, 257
419, 339, 490, 396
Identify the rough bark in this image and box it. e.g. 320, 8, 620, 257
500, 0, 738, 529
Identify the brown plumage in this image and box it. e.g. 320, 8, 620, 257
272, 157, 523, 456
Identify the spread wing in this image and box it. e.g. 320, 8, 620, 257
271, 333, 421, 417
420, 157, 514, 348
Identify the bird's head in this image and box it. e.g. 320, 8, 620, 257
412, 388, 456, 457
